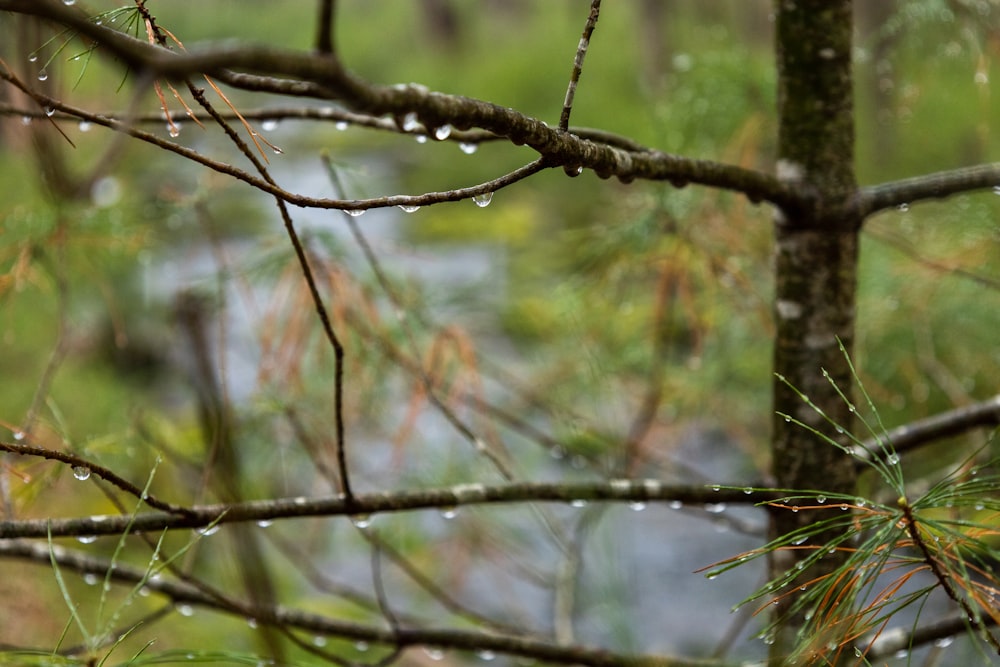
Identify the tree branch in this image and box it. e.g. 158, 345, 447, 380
0, 478, 772, 539
859, 163, 1000, 218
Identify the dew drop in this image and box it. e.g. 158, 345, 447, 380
434, 124, 452, 140
271, 145, 284, 155
37, 69, 49, 81
933, 636, 954, 648
570, 499, 587, 508
440, 507, 458, 520
477, 650, 496, 661
72, 466, 91, 481
64, 0, 77, 5
196, 525, 219, 537
78, 120, 92, 132
45, 107, 56, 117
886, 453, 900, 466
260, 119, 278, 131
423, 647, 444, 661
313, 636, 328, 647
256, 519, 273, 528
897, 203, 909, 213
355, 640, 369, 652
167, 123, 180, 138
669, 500, 682, 510
816, 495, 826, 504
472, 192, 494, 208
791, 506, 800, 513
345, 209, 366, 217
398, 204, 420, 213
415, 134, 428, 144
840, 504, 849, 510
335, 120, 349, 131
401, 112, 420, 132
710, 484, 721, 492
28, 54, 38, 63
176, 604, 195, 617
351, 514, 372, 528
743, 487, 753, 494
77, 535, 97, 544
83, 573, 99, 586
459, 142, 478, 155
629, 501, 646, 512
993, 185, 1000, 196
704, 502, 726, 514
246, 617, 258, 629
12, 430, 25, 441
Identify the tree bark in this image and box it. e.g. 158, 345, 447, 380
770, 0, 861, 662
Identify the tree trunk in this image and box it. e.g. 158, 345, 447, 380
770, 1, 861, 662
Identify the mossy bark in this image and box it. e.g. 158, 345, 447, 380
770, 0, 861, 662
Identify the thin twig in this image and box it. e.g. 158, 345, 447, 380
316, 0, 336, 55
859, 163, 1000, 218
559, 0, 601, 131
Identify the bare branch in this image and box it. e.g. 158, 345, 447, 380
559, 0, 601, 131
0, 479, 772, 539
859, 163, 1000, 218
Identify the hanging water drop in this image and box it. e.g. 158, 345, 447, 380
816, 495, 826, 504
472, 192, 493, 208
176, 603, 195, 617
83, 573, 99, 586
401, 112, 420, 132
345, 209, 366, 217
196, 525, 219, 537
261, 119, 278, 131
355, 640, 369, 652
459, 142, 478, 155
886, 453, 900, 466
64, 0, 77, 5
440, 507, 458, 520
72, 466, 91, 481
710, 484, 721, 492
415, 134, 428, 144
28, 54, 38, 63
12, 430, 25, 441
398, 204, 420, 213
476, 650, 496, 661
313, 636, 328, 647
629, 501, 646, 512
570, 499, 587, 508
272, 145, 284, 155
256, 519, 273, 528
78, 120, 92, 132
167, 123, 180, 138
77, 535, 97, 544
704, 502, 726, 514
37, 69, 49, 81
669, 500, 682, 510
434, 124, 452, 140
335, 121, 349, 131
45, 107, 56, 117
351, 514, 372, 528
423, 647, 444, 661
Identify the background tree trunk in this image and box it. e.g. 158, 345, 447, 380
770, 0, 861, 661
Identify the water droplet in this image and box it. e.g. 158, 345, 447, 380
854, 647, 863, 657
791, 506, 800, 513
83, 573, 99, 586
345, 209, 366, 217
854, 497, 865, 507
784, 416, 791, 423
196, 525, 219, 537
570, 499, 587, 508
933, 636, 954, 648
816, 495, 826, 503
629, 501, 646, 512
477, 650, 496, 661
355, 640, 369, 652
459, 142, 478, 154
743, 487, 753, 494
792, 535, 808, 545
77, 535, 97, 544
704, 503, 726, 514
28, 54, 38, 63
313, 636, 328, 647
45, 107, 56, 117
886, 453, 900, 465
37, 69, 48, 81
351, 514, 372, 528
840, 504, 849, 511
974, 502, 985, 511
78, 120, 92, 132
710, 484, 721, 492
564, 165, 584, 177
176, 603, 195, 617
401, 112, 420, 132
415, 134, 428, 144
246, 617, 258, 629
398, 204, 420, 213
434, 124, 452, 140
993, 185, 1000, 196
472, 192, 493, 207
897, 203, 909, 213
974, 71, 989, 85
271, 145, 284, 155
64, 0, 77, 5
12, 430, 25, 441
706, 572, 719, 580
167, 123, 180, 138
261, 119, 278, 131
423, 647, 444, 661
669, 500, 682, 510
440, 507, 457, 520
893, 649, 908, 659
256, 519, 273, 528
72, 466, 91, 481
835, 426, 844, 434
335, 120, 349, 131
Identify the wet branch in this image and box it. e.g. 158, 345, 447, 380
859, 162, 1000, 218
559, 0, 601, 131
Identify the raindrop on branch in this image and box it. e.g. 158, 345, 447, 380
167, 123, 180, 138
415, 134, 428, 144
345, 209, 366, 217
256, 519, 273, 528
77, 535, 97, 544
440, 507, 458, 520
335, 121, 349, 131
72, 466, 91, 481
351, 514, 372, 528
12, 430, 25, 441
176, 604, 195, 617
570, 499, 587, 508
434, 124, 452, 140
64, 0, 77, 5
401, 112, 420, 132
78, 121, 92, 132
261, 119, 278, 131
398, 204, 420, 213
472, 192, 493, 208
629, 501, 646, 512
459, 142, 478, 154
37, 69, 49, 81
28, 54, 38, 63
45, 107, 56, 117
83, 573, 99, 586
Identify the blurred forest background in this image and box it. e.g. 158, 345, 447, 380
0, 1, 999, 665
